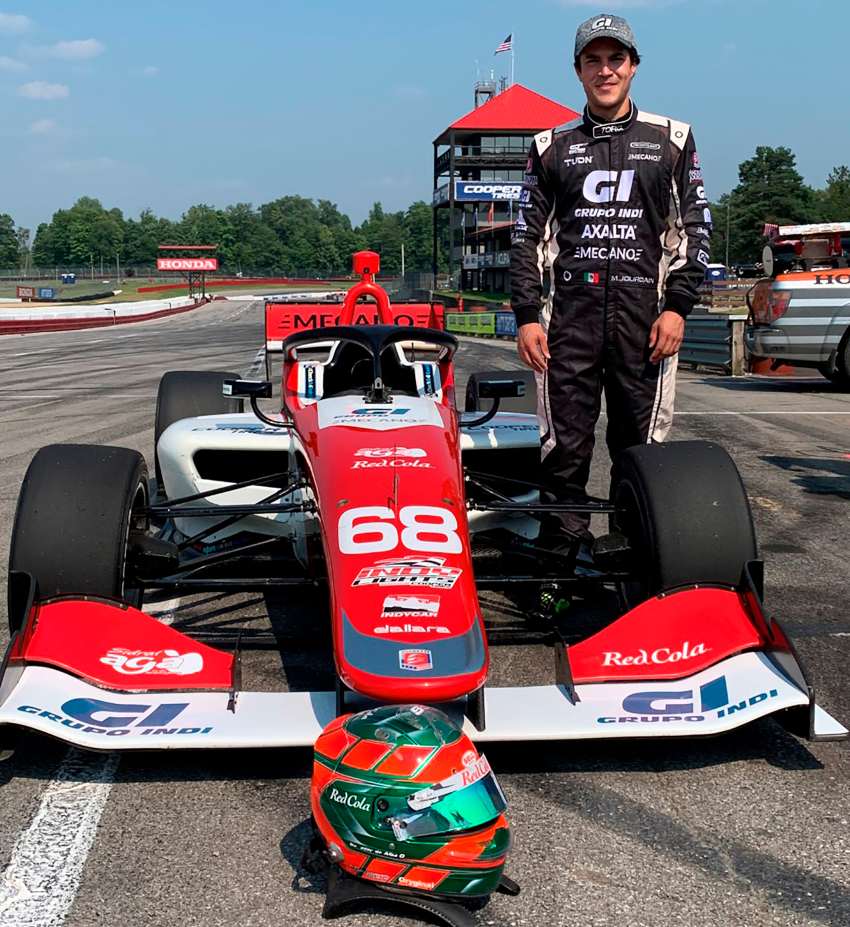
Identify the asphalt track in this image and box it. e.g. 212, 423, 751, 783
0, 299, 847, 927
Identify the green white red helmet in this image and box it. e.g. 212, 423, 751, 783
311, 704, 511, 899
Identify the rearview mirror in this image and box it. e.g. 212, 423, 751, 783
222, 379, 273, 399
476, 378, 526, 400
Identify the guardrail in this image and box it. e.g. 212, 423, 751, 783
445, 309, 746, 375
680, 312, 747, 376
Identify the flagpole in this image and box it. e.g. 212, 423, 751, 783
511, 36, 515, 85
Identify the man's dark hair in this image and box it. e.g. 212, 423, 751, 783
574, 48, 641, 71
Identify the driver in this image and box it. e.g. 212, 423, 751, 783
510, 12, 710, 555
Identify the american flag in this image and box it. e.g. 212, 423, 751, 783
494, 34, 512, 54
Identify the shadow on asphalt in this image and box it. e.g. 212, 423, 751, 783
761, 455, 850, 500
519, 774, 850, 927
694, 374, 844, 394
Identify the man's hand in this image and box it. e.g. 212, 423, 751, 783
517, 322, 550, 373
648, 310, 685, 364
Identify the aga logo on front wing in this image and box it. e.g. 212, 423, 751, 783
100, 648, 204, 676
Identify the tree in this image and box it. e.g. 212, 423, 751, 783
0, 214, 18, 268
725, 146, 815, 264
403, 201, 433, 272
818, 166, 850, 222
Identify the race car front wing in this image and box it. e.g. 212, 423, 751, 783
0, 572, 845, 750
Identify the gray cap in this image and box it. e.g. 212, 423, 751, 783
574, 13, 638, 59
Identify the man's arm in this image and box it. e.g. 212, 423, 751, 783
648, 127, 712, 363
510, 133, 557, 370
510, 134, 557, 327
662, 127, 712, 318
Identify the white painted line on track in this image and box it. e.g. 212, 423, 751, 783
246, 345, 266, 378
0, 596, 181, 926
0, 749, 118, 926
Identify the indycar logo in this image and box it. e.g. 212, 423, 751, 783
601, 641, 710, 667
100, 648, 204, 676
381, 593, 440, 618
399, 649, 433, 672
352, 447, 432, 470
353, 556, 462, 589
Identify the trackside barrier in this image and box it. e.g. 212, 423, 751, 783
446, 309, 747, 377
0, 297, 208, 336
680, 312, 747, 376
445, 312, 496, 336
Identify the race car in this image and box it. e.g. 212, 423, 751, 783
1, 251, 846, 752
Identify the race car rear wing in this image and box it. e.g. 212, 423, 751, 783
265, 301, 444, 352
0, 568, 845, 752
265, 250, 445, 353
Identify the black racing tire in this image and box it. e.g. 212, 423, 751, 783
154, 370, 244, 489
465, 369, 537, 414
8, 445, 149, 621
611, 440, 757, 603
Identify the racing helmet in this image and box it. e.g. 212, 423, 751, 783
311, 704, 511, 899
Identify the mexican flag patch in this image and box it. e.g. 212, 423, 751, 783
583, 272, 600, 284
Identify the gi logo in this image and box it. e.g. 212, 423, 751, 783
399, 649, 433, 672
591, 15, 613, 30
582, 170, 635, 204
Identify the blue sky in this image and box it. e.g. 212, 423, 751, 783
2, 0, 848, 231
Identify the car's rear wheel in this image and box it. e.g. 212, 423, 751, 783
8, 445, 149, 626
154, 370, 244, 490
465, 369, 537, 414
820, 333, 850, 389
611, 440, 757, 606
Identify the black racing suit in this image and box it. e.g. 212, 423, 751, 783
510, 103, 711, 537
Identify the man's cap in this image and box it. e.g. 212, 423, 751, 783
574, 13, 638, 59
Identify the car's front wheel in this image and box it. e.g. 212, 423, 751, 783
8, 444, 149, 627
611, 440, 758, 606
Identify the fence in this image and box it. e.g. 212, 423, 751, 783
444, 309, 747, 376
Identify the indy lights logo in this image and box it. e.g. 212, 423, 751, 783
597, 675, 780, 725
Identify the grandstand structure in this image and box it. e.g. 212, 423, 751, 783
432, 82, 578, 295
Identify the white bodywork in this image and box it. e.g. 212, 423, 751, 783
1, 652, 845, 750
157, 410, 541, 543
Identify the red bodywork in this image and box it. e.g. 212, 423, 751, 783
281, 297, 487, 702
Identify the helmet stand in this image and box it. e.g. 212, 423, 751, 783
322, 866, 478, 927
302, 826, 518, 927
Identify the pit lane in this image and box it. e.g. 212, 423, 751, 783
0, 302, 847, 927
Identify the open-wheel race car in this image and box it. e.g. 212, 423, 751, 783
1, 251, 846, 922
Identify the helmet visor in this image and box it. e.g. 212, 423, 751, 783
390, 755, 507, 841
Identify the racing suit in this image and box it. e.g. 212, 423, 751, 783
510, 103, 711, 537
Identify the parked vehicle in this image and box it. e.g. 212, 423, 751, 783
746, 222, 850, 383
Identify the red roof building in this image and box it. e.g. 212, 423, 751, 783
432, 82, 579, 294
